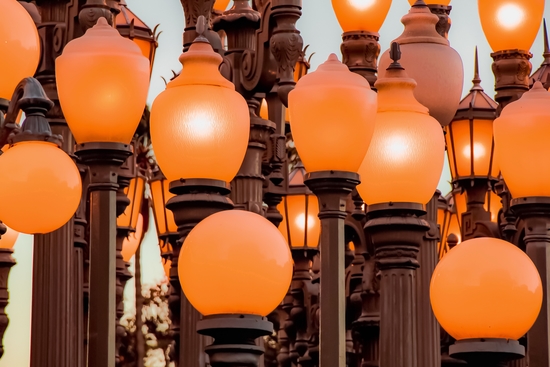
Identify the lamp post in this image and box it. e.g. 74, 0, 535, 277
289, 51, 377, 367
493, 82, 550, 367
150, 17, 249, 366
431, 237, 542, 367
56, 15, 149, 367
358, 43, 445, 367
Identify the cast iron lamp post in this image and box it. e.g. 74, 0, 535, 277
358, 43, 445, 367
288, 50, 377, 367
493, 82, 550, 367
56, 16, 150, 367
150, 17, 249, 366
178, 210, 293, 367
431, 237, 543, 367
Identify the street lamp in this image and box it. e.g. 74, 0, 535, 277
56, 16, 150, 367
150, 17, 249, 366
359, 43, 445, 367
288, 51, 377, 367
178, 210, 293, 367
431, 237, 542, 366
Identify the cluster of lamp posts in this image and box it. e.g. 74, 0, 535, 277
0, 0, 549, 365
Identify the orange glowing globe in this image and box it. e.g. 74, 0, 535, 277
430, 237, 542, 340
178, 210, 293, 316
0, 141, 82, 234
0, 0, 40, 100
332, 0, 392, 33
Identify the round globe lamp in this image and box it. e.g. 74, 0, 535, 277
150, 37, 249, 183
288, 54, 377, 173
478, 0, 544, 52
0, 225, 19, 249
358, 52, 445, 205
278, 164, 320, 249
494, 82, 550, 198
431, 237, 542, 341
379, 3, 463, 127
56, 18, 150, 144
0, 141, 82, 234
178, 210, 293, 316
332, 0, 392, 33
0, 0, 40, 100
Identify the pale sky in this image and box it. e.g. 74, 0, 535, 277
3, 1, 550, 366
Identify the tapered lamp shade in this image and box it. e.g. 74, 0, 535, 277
431, 237, 542, 340
278, 164, 321, 249
151, 40, 249, 182
56, 17, 150, 144
122, 214, 144, 261
332, 0, 392, 32
0, 225, 19, 249
408, 0, 451, 5
379, 4, 464, 127
179, 210, 293, 316
0, 141, 82, 234
494, 82, 550, 198
478, 0, 544, 52
0, 0, 40, 100
357, 62, 445, 205
288, 54, 377, 173
213, 0, 231, 11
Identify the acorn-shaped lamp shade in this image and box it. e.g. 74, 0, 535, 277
56, 17, 150, 144
379, 4, 463, 127
478, 0, 544, 52
0, 225, 19, 249
494, 82, 550, 198
288, 54, 377, 173
431, 237, 542, 340
0, 0, 40, 100
358, 44, 445, 205
332, 0, 392, 33
0, 141, 82, 234
150, 35, 249, 183
178, 210, 293, 316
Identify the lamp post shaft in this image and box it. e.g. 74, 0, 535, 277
417, 192, 441, 367
305, 171, 360, 367
76, 142, 132, 367
511, 198, 550, 367
366, 204, 429, 367
0, 249, 15, 359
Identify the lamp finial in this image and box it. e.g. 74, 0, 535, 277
388, 42, 404, 71
193, 15, 210, 44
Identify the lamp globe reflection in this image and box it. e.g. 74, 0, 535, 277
430, 237, 542, 340
178, 210, 293, 316
332, 0, 392, 33
493, 82, 550, 198
0, 141, 82, 234
288, 54, 377, 173
0, 0, 40, 100
358, 43, 445, 205
56, 17, 150, 144
478, 0, 544, 52
150, 26, 249, 183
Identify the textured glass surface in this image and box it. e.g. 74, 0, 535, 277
179, 210, 293, 316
